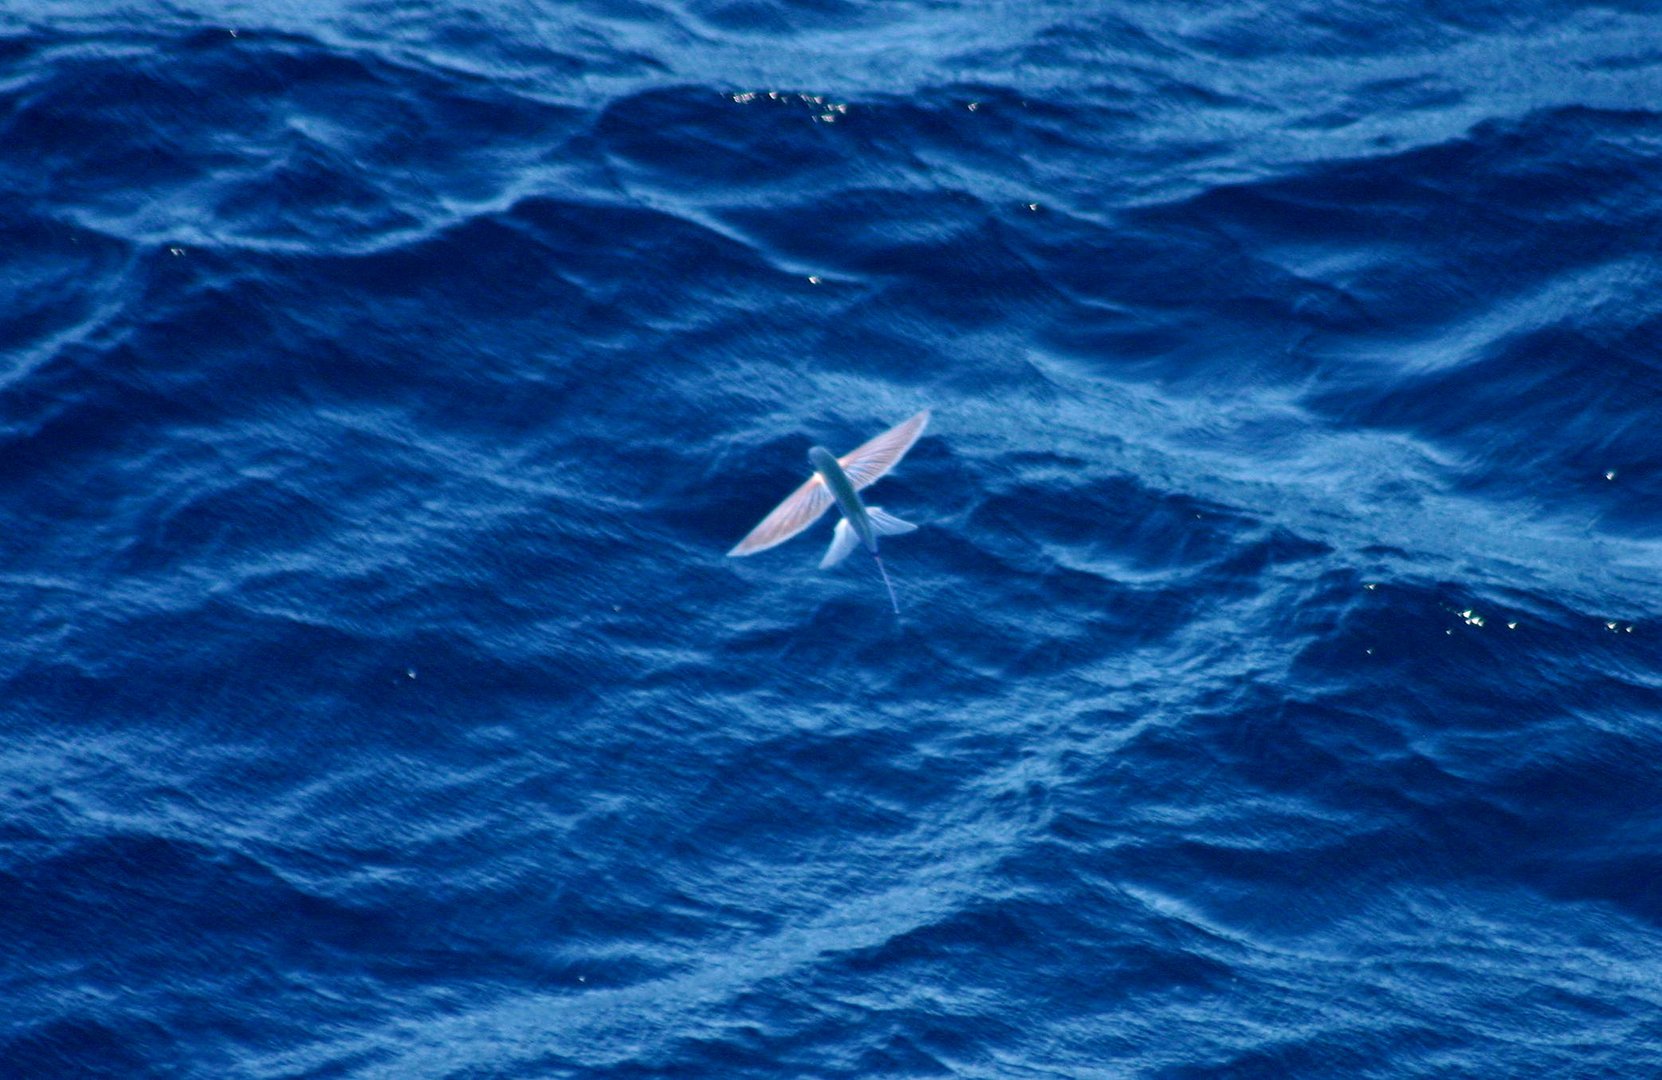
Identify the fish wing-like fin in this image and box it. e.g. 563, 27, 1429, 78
865, 507, 918, 537
819, 518, 860, 568
838, 409, 930, 490
728, 474, 834, 556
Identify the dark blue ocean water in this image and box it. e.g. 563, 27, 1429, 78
5, 1, 1662, 1076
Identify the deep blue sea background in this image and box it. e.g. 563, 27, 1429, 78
5, 1, 1662, 1076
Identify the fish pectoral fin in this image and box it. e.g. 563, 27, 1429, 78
838, 410, 929, 490
865, 507, 918, 537
819, 518, 861, 568
728, 474, 833, 556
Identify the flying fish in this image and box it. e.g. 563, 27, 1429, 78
728, 410, 930, 614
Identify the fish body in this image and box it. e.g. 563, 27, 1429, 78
807, 445, 874, 552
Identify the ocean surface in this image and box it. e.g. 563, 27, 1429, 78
4, 1, 1662, 1076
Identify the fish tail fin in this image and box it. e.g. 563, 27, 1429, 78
874, 553, 901, 616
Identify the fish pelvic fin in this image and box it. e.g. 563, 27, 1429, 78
865, 507, 918, 537
820, 518, 861, 568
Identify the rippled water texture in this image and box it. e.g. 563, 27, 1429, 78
4, 1, 1662, 1076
